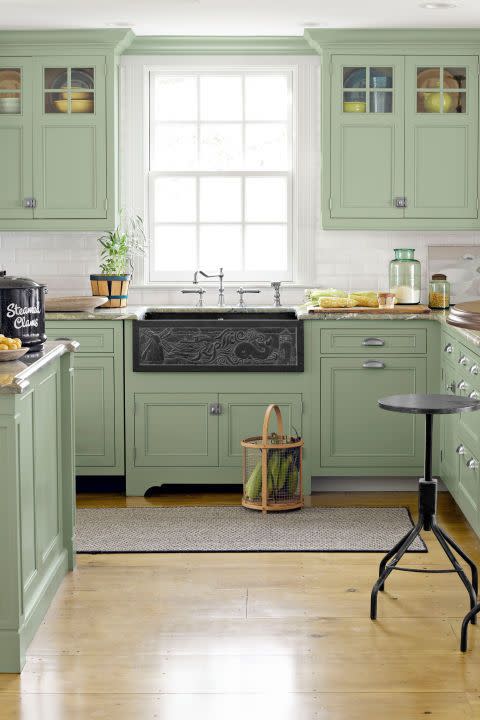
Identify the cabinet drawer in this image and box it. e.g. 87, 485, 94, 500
46, 324, 114, 353
320, 328, 427, 354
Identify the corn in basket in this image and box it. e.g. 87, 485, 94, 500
241, 404, 303, 513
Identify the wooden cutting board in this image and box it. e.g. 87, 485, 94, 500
45, 296, 108, 312
308, 304, 430, 314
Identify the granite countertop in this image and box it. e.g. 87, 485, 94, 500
46, 305, 148, 321
0, 340, 79, 395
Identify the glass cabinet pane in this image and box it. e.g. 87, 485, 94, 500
343, 91, 366, 112
370, 67, 393, 88
417, 66, 467, 113
342, 66, 393, 113
343, 67, 366, 88
0, 68, 21, 114
44, 67, 94, 114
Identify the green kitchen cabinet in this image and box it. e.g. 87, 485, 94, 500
32, 56, 107, 220
0, 59, 33, 220
133, 393, 219, 467
0, 29, 132, 230
320, 356, 427, 469
309, 29, 480, 229
46, 320, 124, 475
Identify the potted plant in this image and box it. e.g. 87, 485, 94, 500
90, 213, 147, 308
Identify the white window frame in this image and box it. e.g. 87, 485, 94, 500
120, 55, 320, 288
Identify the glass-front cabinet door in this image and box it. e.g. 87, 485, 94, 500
33, 56, 107, 219
0, 59, 33, 219
405, 56, 478, 219
330, 55, 405, 219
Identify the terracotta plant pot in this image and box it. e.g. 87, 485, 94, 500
90, 274, 131, 308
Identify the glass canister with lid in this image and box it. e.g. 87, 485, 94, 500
389, 248, 421, 305
428, 273, 450, 310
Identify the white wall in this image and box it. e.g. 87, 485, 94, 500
2, 228, 480, 305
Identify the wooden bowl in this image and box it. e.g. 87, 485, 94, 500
0, 347, 28, 362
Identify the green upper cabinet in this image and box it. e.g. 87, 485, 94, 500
309, 29, 480, 229
404, 56, 478, 219
331, 56, 405, 219
33, 56, 107, 220
0, 59, 33, 219
0, 29, 133, 230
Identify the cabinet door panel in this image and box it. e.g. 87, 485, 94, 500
74, 355, 116, 467
405, 56, 478, 219
440, 361, 460, 496
134, 393, 218, 467
330, 55, 404, 219
321, 356, 426, 467
457, 438, 480, 531
33, 56, 106, 219
0, 58, 33, 219
219, 393, 302, 467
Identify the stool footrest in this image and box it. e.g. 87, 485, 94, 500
386, 565, 457, 574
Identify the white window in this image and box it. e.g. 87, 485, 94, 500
121, 57, 319, 287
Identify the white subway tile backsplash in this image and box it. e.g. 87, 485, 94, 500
1, 228, 480, 304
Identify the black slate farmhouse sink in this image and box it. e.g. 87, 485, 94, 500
133, 310, 303, 372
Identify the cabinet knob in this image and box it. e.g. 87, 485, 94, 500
469, 390, 480, 400
471, 364, 479, 376
457, 380, 467, 391
209, 403, 222, 416
466, 457, 479, 470
446, 381, 456, 393
362, 360, 385, 369
459, 355, 468, 366
456, 444, 465, 455
394, 196, 407, 208
444, 343, 453, 354
23, 197, 37, 209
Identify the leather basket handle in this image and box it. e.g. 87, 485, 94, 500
262, 404, 285, 444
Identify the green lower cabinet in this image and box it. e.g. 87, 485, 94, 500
74, 355, 116, 468
134, 393, 219, 467
440, 361, 460, 496
320, 356, 427, 468
218, 393, 302, 467
456, 436, 480, 531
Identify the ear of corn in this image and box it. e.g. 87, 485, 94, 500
245, 460, 262, 500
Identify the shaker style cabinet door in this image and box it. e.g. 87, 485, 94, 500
320, 356, 426, 468
0, 59, 33, 219
32, 56, 107, 219
74, 355, 116, 468
133, 393, 219, 467
404, 56, 478, 219
330, 55, 405, 219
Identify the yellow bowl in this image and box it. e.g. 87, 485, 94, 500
343, 101, 366, 113
60, 90, 92, 101
54, 98, 94, 113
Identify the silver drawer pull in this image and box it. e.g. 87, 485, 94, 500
471, 365, 479, 376
362, 360, 385, 369
459, 355, 468, 366
467, 457, 479, 470
456, 444, 465, 455
362, 337, 385, 347
469, 390, 480, 400
444, 343, 453, 353
209, 403, 222, 416
457, 380, 467, 391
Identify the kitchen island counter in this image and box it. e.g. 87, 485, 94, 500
0, 339, 79, 394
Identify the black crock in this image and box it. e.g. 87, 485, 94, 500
0, 272, 47, 352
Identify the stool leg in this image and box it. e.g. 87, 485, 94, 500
431, 523, 477, 619
436, 525, 478, 596
371, 519, 423, 620
377, 527, 417, 592
461, 603, 480, 652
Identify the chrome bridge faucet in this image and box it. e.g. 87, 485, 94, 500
193, 267, 225, 307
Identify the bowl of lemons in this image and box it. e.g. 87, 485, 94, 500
0, 335, 28, 361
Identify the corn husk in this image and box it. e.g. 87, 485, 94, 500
349, 291, 379, 308
317, 296, 359, 308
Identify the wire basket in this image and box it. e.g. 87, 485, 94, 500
241, 404, 304, 513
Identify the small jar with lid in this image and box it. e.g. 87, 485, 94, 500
389, 248, 421, 304
428, 273, 450, 310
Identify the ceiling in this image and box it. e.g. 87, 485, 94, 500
0, 0, 479, 36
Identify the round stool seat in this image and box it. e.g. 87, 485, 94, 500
378, 393, 480, 415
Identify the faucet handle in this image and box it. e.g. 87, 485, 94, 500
237, 287, 261, 307
181, 287, 206, 308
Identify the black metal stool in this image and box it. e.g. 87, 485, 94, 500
370, 394, 480, 652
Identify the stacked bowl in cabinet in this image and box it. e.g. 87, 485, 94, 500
441, 330, 480, 532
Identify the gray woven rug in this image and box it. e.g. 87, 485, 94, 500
75, 506, 427, 553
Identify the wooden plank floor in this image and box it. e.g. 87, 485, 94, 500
2, 489, 480, 719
